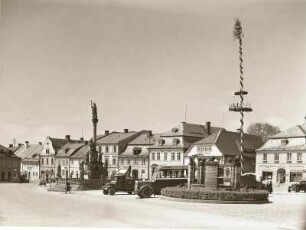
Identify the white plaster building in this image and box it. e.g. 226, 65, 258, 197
256, 122, 306, 185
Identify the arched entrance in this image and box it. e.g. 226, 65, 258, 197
277, 168, 286, 183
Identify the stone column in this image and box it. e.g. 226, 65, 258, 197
187, 157, 195, 189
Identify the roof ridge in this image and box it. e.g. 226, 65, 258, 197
297, 125, 306, 136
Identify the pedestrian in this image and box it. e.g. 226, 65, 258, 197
268, 181, 273, 194
66, 180, 71, 194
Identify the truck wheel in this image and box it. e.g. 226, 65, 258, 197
109, 188, 115, 195
139, 186, 153, 198
103, 189, 109, 195
295, 188, 300, 193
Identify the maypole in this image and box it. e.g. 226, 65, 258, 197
229, 18, 252, 185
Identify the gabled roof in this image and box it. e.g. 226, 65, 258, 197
56, 142, 84, 157
96, 131, 138, 144
215, 130, 263, 156
269, 122, 306, 139
189, 130, 263, 156
0, 144, 20, 159
161, 122, 223, 138
128, 133, 161, 145
14, 144, 43, 159
70, 144, 90, 159
0, 144, 11, 154
23, 144, 44, 162
49, 138, 70, 149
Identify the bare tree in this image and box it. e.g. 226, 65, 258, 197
247, 123, 281, 142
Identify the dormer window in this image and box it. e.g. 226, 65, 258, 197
65, 148, 69, 153
133, 147, 142, 155
281, 139, 289, 146
172, 138, 180, 145
172, 128, 179, 133
158, 139, 165, 146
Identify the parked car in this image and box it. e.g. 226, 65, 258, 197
135, 166, 188, 198
102, 166, 135, 195
288, 180, 306, 192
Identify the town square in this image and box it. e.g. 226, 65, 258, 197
1, 0, 306, 229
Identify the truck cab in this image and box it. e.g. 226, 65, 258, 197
102, 166, 135, 195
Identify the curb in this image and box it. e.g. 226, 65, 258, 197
160, 195, 270, 204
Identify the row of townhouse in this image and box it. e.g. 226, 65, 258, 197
10, 119, 305, 186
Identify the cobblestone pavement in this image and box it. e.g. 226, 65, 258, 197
0, 183, 305, 229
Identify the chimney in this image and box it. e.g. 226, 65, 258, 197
38, 142, 42, 145
18, 143, 22, 147
148, 130, 152, 137
105, 130, 109, 135
65, 135, 71, 141
25, 141, 29, 149
80, 137, 84, 143
206, 122, 211, 135
9, 144, 13, 148
124, 129, 129, 133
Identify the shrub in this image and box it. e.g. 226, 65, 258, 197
161, 186, 268, 202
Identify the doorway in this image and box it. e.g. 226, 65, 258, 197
277, 168, 286, 183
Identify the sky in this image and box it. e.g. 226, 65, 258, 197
0, 0, 306, 146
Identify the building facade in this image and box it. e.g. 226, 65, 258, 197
20, 143, 43, 182
55, 142, 84, 179
96, 129, 146, 178
0, 144, 21, 182
69, 143, 90, 179
148, 122, 223, 179
119, 132, 159, 180
256, 122, 306, 185
40, 135, 73, 181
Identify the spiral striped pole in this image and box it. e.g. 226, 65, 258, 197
229, 18, 252, 185
238, 28, 244, 172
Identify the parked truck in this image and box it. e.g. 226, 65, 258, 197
102, 166, 135, 195
134, 166, 188, 198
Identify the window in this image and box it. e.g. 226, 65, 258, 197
112, 158, 117, 165
41, 158, 44, 165
66, 159, 68, 165
158, 139, 165, 146
164, 152, 168, 160
105, 146, 109, 153
141, 158, 146, 165
51, 158, 54, 165
297, 153, 303, 163
46, 158, 49, 165
46, 149, 50, 154
172, 138, 179, 145
127, 159, 130, 165
263, 153, 267, 163
76, 171, 79, 178
152, 152, 155, 160
105, 157, 109, 165
157, 152, 160, 160
287, 153, 292, 163
98, 146, 102, 153
134, 159, 138, 165
114, 146, 117, 153
290, 172, 302, 182
70, 160, 73, 165
171, 152, 175, 160
274, 153, 279, 163
281, 139, 288, 146
177, 152, 181, 161
120, 159, 124, 165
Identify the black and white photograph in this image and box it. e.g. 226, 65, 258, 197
0, 0, 306, 229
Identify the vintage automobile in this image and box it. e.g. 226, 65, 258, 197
288, 180, 306, 192
135, 165, 188, 198
102, 166, 135, 195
